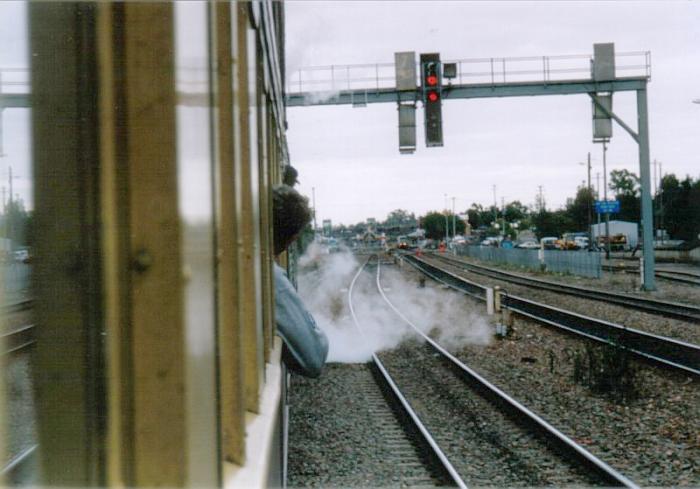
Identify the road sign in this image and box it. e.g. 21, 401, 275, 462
595, 200, 620, 214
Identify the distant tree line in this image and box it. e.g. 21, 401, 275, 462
330, 172, 700, 243
0, 197, 32, 248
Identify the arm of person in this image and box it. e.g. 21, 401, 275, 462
274, 264, 329, 377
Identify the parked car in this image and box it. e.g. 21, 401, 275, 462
540, 237, 559, 249
13, 249, 30, 263
574, 236, 589, 249
516, 240, 540, 249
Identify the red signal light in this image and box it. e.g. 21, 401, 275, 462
426, 75, 438, 86
427, 91, 439, 102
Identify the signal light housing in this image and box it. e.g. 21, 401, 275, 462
420, 53, 443, 147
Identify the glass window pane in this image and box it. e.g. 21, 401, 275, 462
1, 0, 37, 485
174, 2, 219, 486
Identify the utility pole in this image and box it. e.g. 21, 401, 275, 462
658, 161, 664, 243
492, 185, 497, 223
595, 172, 601, 244
501, 196, 506, 238
602, 141, 610, 260
537, 185, 544, 212
8, 165, 13, 208
653, 159, 657, 239
444, 193, 448, 242
311, 186, 317, 238
451, 197, 456, 238
586, 152, 592, 250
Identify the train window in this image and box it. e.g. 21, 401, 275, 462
1, 1, 38, 485
174, 1, 220, 486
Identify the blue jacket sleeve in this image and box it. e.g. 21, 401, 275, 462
274, 264, 329, 377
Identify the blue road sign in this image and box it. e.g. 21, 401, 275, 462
595, 200, 620, 214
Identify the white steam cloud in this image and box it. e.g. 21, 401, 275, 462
298, 246, 492, 363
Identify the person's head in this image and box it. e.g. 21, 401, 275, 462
282, 165, 299, 187
273, 184, 311, 255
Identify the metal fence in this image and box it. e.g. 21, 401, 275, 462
456, 246, 601, 278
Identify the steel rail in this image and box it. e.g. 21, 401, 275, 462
2, 299, 34, 314
348, 257, 468, 489
2, 324, 36, 356
1, 444, 37, 483
404, 254, 700, 376
654, 272, 700, 286
431, 253, 700, 323
602, 265, 700, 286
376, 260, 639, 489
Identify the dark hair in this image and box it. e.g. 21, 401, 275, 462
282, 165, 299, 187
273, 184, 311, 255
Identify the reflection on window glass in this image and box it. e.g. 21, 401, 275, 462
1, 0, 38, 485
174, 2, 219, 485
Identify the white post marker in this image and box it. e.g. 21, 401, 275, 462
486, 287, 494, 316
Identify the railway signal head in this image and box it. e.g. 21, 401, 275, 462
420, 53, 443, 147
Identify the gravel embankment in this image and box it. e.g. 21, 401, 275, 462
421, 254, 700, 346
4, 351, 37, 469
288, 363, 441, 488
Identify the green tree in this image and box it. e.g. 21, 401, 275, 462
609, 169, 639, 197
504, 200, 528, 222
658, 174, 700, 241
608, 169, 641, 223
420, 211, 465, 240
1, 197, 31, 247
467, 203, 484, 229
531, 209, 574, 239
566, 185, 596, 231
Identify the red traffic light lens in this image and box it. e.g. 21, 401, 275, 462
426, 75, 438, 86
427, 91, 439, 102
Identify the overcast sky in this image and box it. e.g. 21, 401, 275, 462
1, 2, 698, 227
284, 1, 700, 226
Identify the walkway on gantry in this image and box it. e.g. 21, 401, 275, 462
285, 51, 650, 106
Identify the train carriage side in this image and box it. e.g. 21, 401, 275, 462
5, 1, 291, 487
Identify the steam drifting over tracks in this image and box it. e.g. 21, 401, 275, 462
404, 254, 700, 377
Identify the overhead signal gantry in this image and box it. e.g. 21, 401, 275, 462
284, 44, 657, 291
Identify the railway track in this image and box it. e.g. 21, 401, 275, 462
2, 305, 37, 482
348, 256, 639, 488
2, 299, 33, 315
603, 264, 700, 286
2, 324, 36, 355
2, 325, 38, 485
347, 258, 465, 488
402, 254, 700, 376
430, 253, 700, 323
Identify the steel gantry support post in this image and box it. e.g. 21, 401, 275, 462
590, 91, 656, 291
637, 88, 656, 290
